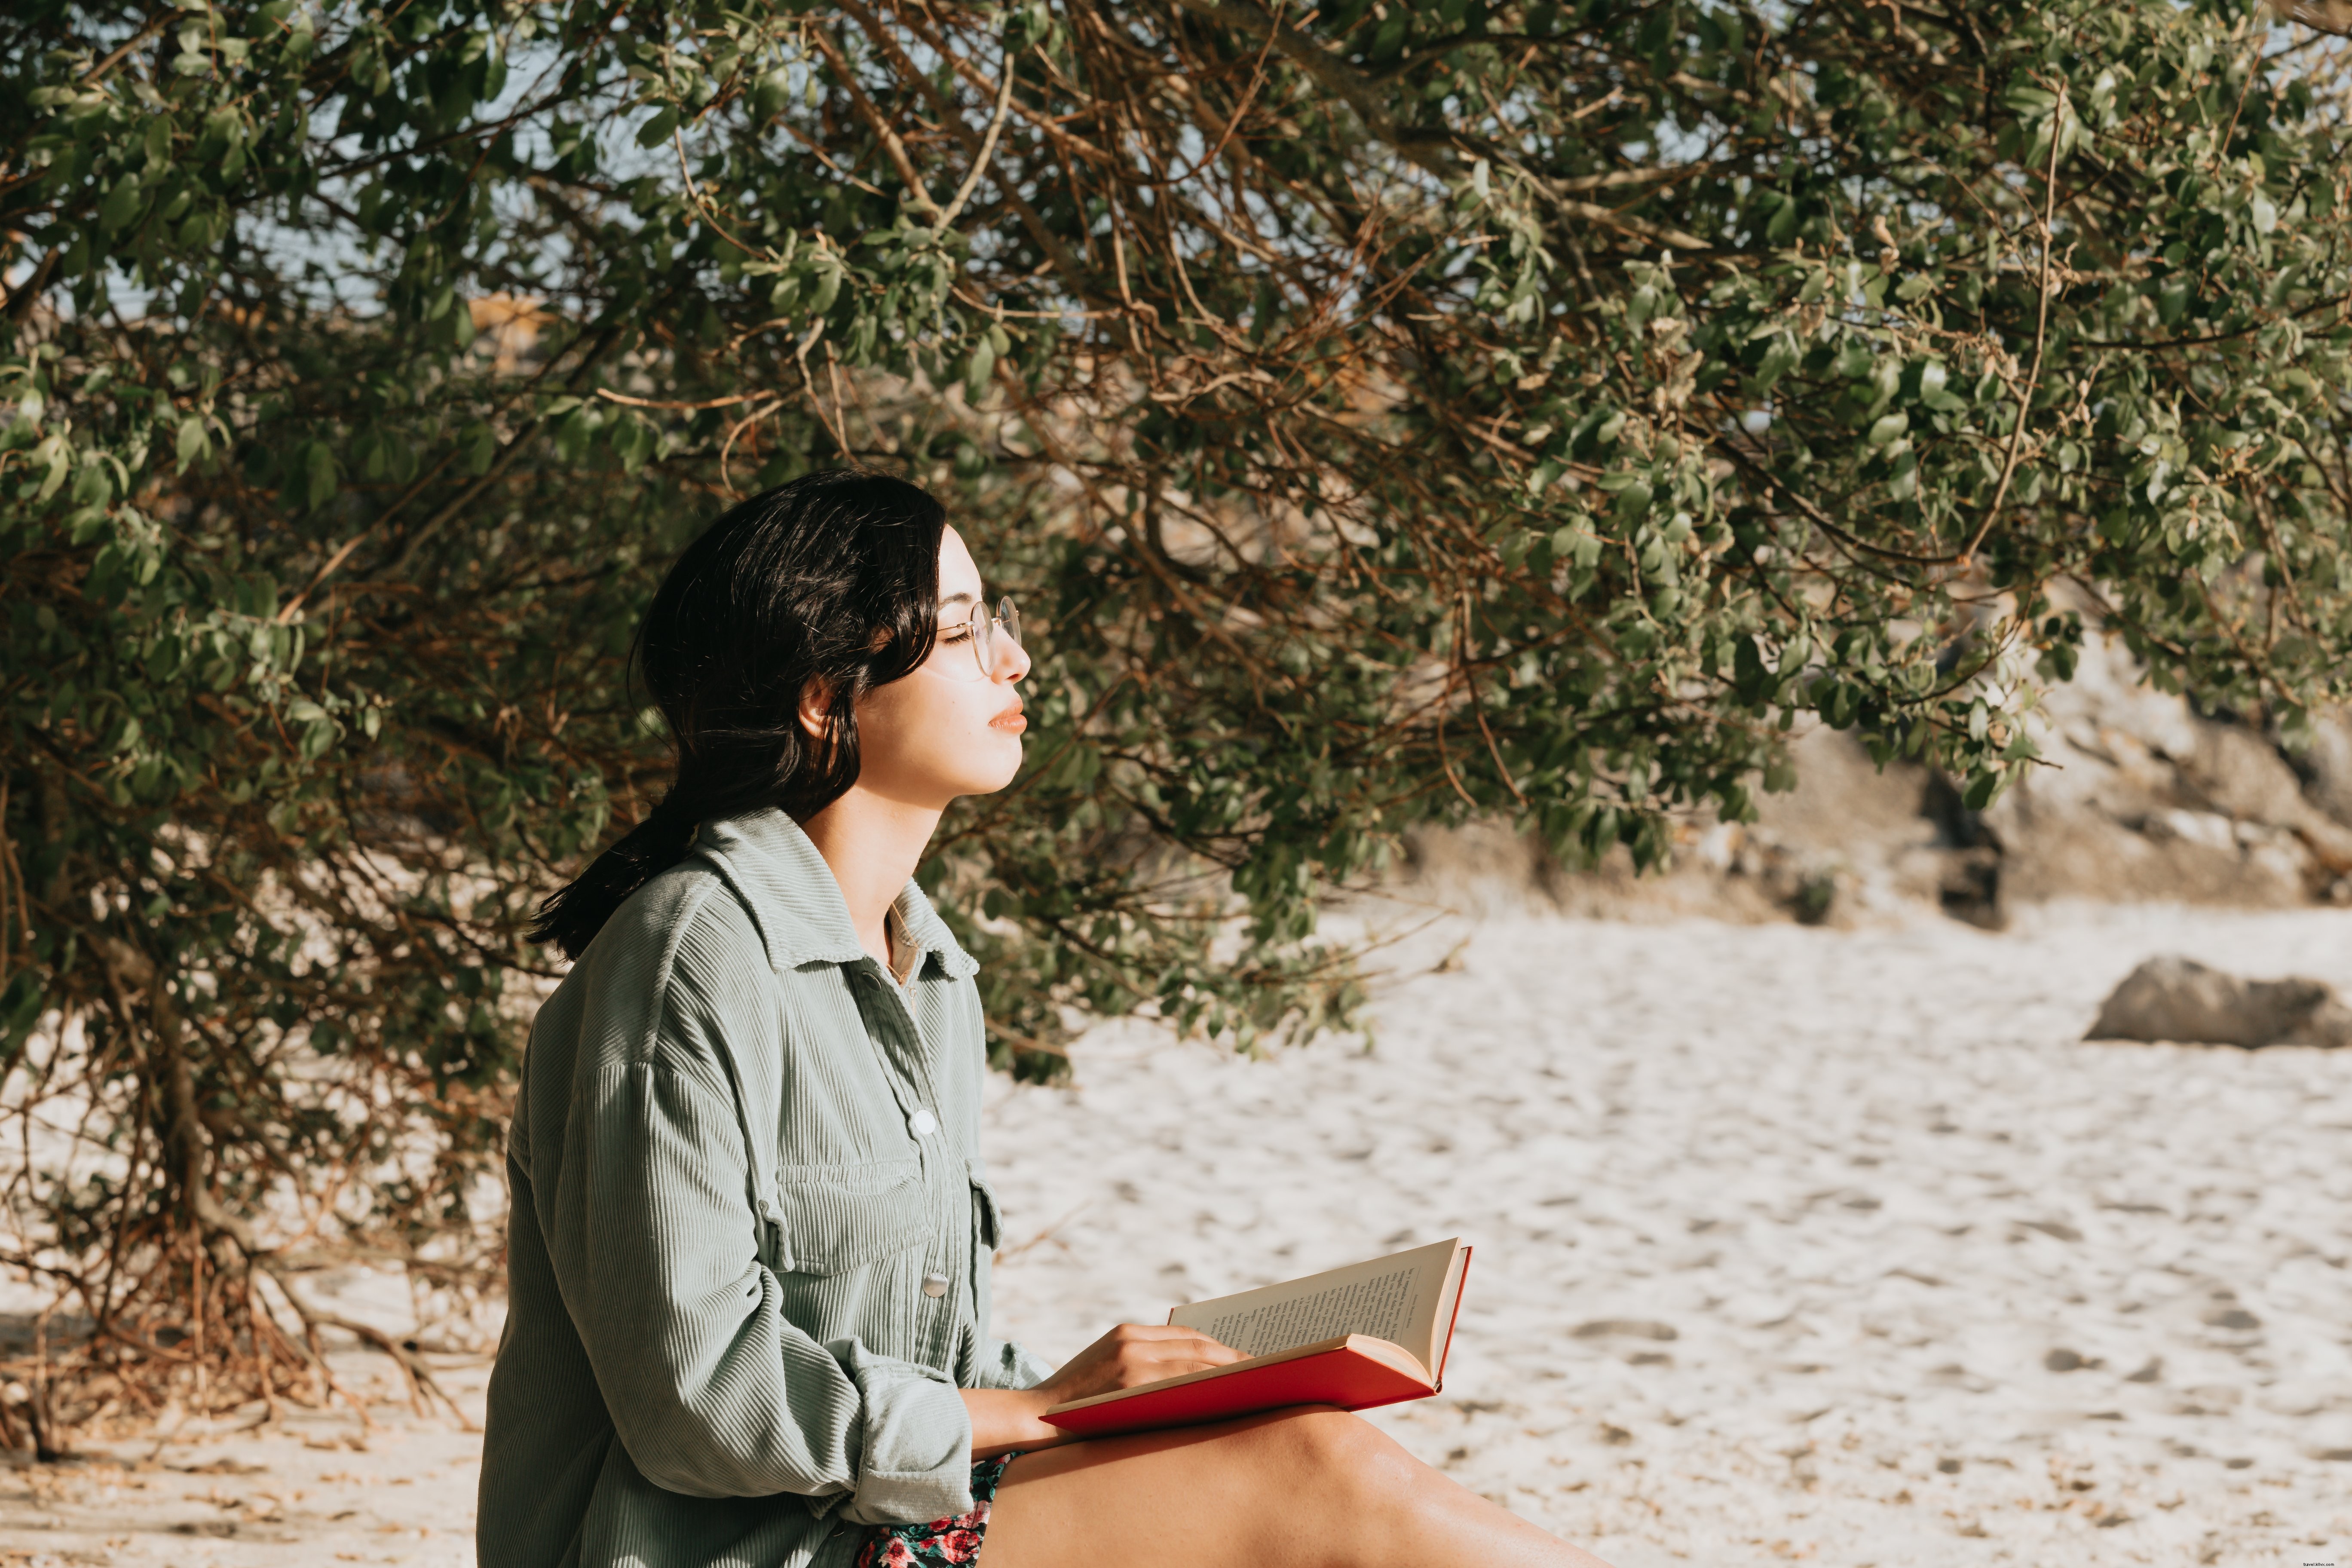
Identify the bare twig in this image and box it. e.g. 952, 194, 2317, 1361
935, 48, 1022, 230
1963, 90, 2066, 562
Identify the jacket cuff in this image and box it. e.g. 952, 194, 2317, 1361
835, 1339, 975, 1527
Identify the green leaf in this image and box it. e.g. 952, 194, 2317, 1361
636, 106, 679, 149
101, 177, 145, 232
461, 423, 499, 475
30, 435, 68, 501
553, 407, 593, 464
2003, 83, 2058, 118
612, 415, 657, 475
71, 461, 113, 508
751, 68, 792, 121
807, 262, 842, 316
303, 442, 338, 508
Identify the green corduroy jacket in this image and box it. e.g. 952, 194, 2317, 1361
478, 808, 1051, 1568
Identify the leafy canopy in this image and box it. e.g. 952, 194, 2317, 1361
5, 0, 2352, 1406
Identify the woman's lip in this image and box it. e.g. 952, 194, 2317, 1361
990, 711, 1027, 732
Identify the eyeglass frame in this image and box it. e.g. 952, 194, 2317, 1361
952, 595, 1022, 679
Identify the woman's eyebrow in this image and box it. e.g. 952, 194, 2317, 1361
937, 591, 977, 610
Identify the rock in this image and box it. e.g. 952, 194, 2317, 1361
2086, 956, 2352, 1048
1399, 627, 2352, 925
2182, 725, 2310, 825
2292, 710, 2352, 830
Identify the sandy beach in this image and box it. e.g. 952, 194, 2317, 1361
5, 898, 2349, 1566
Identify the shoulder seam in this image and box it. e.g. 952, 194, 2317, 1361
643, 873, 773, 1210
636, 869, 732, 1076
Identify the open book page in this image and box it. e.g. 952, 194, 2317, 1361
1167, 1238, 1466, 1376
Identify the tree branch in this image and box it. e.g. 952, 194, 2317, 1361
1165, 0, 1459, 176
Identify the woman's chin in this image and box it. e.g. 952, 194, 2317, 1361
950, 744, 1024, 798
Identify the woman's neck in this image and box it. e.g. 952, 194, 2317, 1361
796, 788, 945, 968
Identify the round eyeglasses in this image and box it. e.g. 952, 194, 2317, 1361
960, 596, 1021, 678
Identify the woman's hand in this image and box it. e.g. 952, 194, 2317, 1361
1035, 1322, 1246, 1408
963, 1324, 1244, 1454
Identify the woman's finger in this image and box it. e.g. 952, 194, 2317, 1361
1110, 1326, 1232, 1354
1119, 1343, 1247, 1382
1143, 1335, 1243, 1366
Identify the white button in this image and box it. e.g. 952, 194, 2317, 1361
909, 1108, 939, 1137
922, 1272, 949, 1298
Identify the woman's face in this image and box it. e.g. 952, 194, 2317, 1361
850, 525, 1031, 808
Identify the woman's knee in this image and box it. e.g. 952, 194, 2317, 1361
1235, 1407, 1416, 1495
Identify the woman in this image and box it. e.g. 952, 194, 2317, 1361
480, 470, 1614, 1568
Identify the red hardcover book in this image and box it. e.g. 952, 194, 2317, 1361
1043, 1239, 1473, 1439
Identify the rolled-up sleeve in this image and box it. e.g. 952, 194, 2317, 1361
834, 1339, 977, 1523
543, 1057, 974, 1523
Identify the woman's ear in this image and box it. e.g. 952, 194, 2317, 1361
796, 677, 835, 745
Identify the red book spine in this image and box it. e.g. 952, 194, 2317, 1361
1433, 1245, 1471, 1389
1042, 1345, 1433, 1439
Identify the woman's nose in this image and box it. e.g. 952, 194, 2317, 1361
998, 635, 1032, 683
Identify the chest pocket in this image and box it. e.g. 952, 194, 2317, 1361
767, 1160, 931, 1276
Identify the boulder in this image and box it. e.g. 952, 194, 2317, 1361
2293, 710, 2352, 832
2086, 956, 2352, 1048
1400, 627, 2352, 924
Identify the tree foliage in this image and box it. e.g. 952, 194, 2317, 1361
6, 0, 2352, 1425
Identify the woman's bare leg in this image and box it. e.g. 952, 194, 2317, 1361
982, 1407, 1614, 1568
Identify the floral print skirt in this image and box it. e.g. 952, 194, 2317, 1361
857, 1452, 1023, 1568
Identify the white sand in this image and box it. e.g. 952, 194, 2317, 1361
7, 901, 2351, 1566
982, 900, 2352, 1567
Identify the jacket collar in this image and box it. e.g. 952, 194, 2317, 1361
692, 808, 980, 981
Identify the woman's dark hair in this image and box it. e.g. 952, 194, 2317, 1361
531, 469, 946, 959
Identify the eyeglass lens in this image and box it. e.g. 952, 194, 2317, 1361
969, 597, 1022, 676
